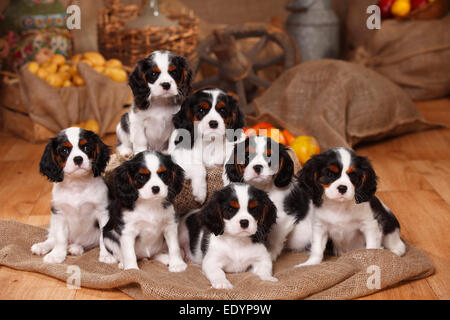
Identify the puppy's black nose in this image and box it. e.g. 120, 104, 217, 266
240, 219, 249, 229
161, 82, 171, 90
152, 186, 160, 194
209, 120, 218, 129
253, 165, 263, 174
73, 156, 83, 166
337, 185, 347, 194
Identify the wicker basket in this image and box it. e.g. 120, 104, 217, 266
97, 0, 199, 67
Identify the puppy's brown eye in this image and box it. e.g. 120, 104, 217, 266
60, 147, 69, 156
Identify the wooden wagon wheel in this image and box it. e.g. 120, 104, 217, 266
190, 23, 297, 114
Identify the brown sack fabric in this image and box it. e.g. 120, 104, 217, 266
249, 59, 441, 151
0, 220, 434, 299
351, 14, 450, 101
18, 63, 131, 137
104, 152, 302, 215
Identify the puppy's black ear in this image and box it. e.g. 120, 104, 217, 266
172, 96, 195, 148
200, 191, 224, 236
252, 192, 277, 244
164, 154, 185, 201
224, 140, 246, 183
274, 144, 294, 188
298, 154, 325, 207
90, 132, 111, 177
354, 155, 377, 204
225, 93, 245, 136
113, 163, 138, 210
129, 57, 151, 109
173, 55, 193, 98
39, 138, 64, 182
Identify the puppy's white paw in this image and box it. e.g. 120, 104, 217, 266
68, 244, 84, 256
43, 251, 66, 264
192, 183, 207, 204
124, 265, 139, 271
211, 279, 233, 290
294, 259, 319, 268
390, 241, 406, 256
99, 253, 117, 264
118, 262, 124, 269
154, 253, 170, 265
169, 261, 187, 273
31, 242, 52, 256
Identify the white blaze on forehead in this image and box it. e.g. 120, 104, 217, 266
203, 89, 224, 108
153, 51, 170, 72
64, 127, 81, 147
144, 152, 162, 173
233, 184, 250, 210
336, 147, 352, 175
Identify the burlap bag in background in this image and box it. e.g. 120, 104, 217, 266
248, 59, 442, 151
0, 220, 434, 299
19, 63, 130, 137
104, 151, 302, 215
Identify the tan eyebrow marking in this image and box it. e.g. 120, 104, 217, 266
79, 139, 87, 146
246, 146, 256, 153
152, 66, 161, 73
139, 168, 150, 175
229, 200, 240, 209
216, 101, 226, 109
168, 65, 176, 71
266, 148, 272, 157
200, 101, 210, 109
328, 165, 339, 173
157, 166, 166, 173
248, 200, 258, 209
63, 141, 72, 148
346, 166, 355, 174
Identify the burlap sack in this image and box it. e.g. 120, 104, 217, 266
351, 14, 450, 101
104, 151, 302, 215
248, 59, 442, 151
0, 220, 434, 299
18, 63, 131, 137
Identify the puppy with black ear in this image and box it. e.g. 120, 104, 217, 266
295, 147, 406, 268
116, 50, 192, 156
31, 127, 114, 264
168, 88, 245, 204
179, 183, 278, 289
223, 135, 313, 261
102, 151, 187, 271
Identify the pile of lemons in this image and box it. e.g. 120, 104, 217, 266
27, 52, 127, 88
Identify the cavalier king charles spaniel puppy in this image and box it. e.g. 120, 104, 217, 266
295, 147, 406, 268
102, 151, 187, 271
223, 135, 314, 261
179, 183, 278, 289
168, 88, 245, 204
116, 50, 192, 156
31, 127, 113, 264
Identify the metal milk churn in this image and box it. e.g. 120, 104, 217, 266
285, 0, 340, 61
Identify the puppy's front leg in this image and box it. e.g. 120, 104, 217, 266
164, 217, 187, 272
43, 215, 68, 264
361, 220, 382, 250
252, 251, 278, 282
97, 211, 117, 264
130, 118, 148, 154
190, 164, 207, 204
295, 222, 328, 268
120, 233, 139, 270
202, 256, 233, 290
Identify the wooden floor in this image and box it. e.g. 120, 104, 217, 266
0, 99, 449, 300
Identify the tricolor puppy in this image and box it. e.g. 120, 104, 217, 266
296, 147, 406, 268
168, 88, 245, 203
116, 50, 192, 156
179, 183, 278, 289
31, 127, 113, 264
102, 151, 187, 271
223, 135, 313, 261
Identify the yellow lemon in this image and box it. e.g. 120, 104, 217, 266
79, 59, 93, 67
73, 74, 85, 86
45, 63, 58, 73
84, 119, 100, 134
71, 54, 82, 63
62, 79, 72, 87
58, 71, 71, 81
105, 68, 127, 82
36, 68, 49, 80
51, 54, 66, 66
84, 52, 106, 67
391, 0, 411, 17
58, 64, 71, 73
93, 65, 105, 74
46, 73, 63, 88
290, 136, 321, 165
28, 62, 40, 74
105, 58, 123, 69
